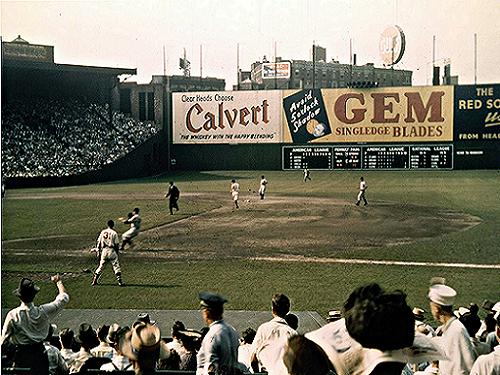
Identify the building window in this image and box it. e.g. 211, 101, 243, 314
139, 92, 146, 121
147, 92, 155, 121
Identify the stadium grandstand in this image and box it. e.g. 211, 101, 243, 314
1, 36, 162, 183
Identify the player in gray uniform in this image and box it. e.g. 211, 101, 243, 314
120, 207, 141, 251
92, 220, 123, 287
258, 175, 268, 200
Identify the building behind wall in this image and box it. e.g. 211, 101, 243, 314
239, 45, 412, 90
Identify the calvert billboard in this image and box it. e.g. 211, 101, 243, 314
173, 91, 282, 144
282, 86, 454, 143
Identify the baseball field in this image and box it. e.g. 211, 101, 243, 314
1, 170, 499, 319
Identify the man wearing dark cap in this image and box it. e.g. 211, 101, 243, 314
0, 275, 69, 375
196, 291, 240, 375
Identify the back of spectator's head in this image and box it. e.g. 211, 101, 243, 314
76, 323, 99, 351
137, 312, 156, 326
283, 335, 332, 375
177, 330, 202, 352
240, 327, 256, 345
171, 320, 186, 338
59, 328, 74, 349
459, 310, 481, 337
272, 293, 291, 318
13, 277, 40, 303
285, 313, 299, 330
343, 283, 415, 351
96, 324, 110, 342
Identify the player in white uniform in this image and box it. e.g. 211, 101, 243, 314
303, 168, 311, 182
230, 179, 240, 209
120, 207, 141, 251
355, 176, 368, 206
92, 220, 123, 287
258, 175, 268, 200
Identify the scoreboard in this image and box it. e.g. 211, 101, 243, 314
283, 145, 453, 170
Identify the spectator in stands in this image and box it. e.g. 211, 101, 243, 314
485, 302, 500, 351
250, 293, 297, 374
119, 322, 171, 375
177, 330, 202, 371
1, 275, 69, 375
59, 329, 77, 368
136, 313, 156, 326
197, 291, 240, 375
70, 323, 99, 373
285, 313, 299, 331
166, 320, 186, 357
100, 325, 132, 371
283, 335, 332, 375
91, 324, 114, 359
457, 304, 491, 356
428, 279, 476, 374
470, 310, 500, 375
326, 310, 342, 323
413, 307, 436, 337
238, 327, 256, 373
43, 324, 68, 375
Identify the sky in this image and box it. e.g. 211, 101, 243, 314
1, 0, 499, 89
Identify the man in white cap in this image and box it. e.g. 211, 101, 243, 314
470, 309, 500, 375
428, 280, 476, 375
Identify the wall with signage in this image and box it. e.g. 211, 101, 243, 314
170, 85, 498, 170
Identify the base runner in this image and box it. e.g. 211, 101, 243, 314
120, 207, 141, 251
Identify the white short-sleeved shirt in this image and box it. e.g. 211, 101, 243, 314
470, 345, 500, 375
360, 181, 367, 191
231, 182, 240, 193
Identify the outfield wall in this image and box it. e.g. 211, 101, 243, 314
170, 84, 499, 170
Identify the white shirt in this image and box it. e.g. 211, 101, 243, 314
251, 317, 297, 374
44, 342, 69, 375
238, 343, 253, 372
90, 341, 114, 358
470, 345, 500, 375
360, 180, 367, 191
60, 348, 78, 368
100, 354, 132, 371
260, 178, 268, 188
1, 292, 70, 345
97, 228, 120, 250
435, 317, 476, 375
231, 182, 240, 193
70, 348, 93, 373
127, 214, 141, 230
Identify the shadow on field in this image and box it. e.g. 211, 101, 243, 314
99, 283, 182, 289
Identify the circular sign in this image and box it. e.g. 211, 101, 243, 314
379, 25, 406, 66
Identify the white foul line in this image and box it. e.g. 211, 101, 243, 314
251, 256, 500, 270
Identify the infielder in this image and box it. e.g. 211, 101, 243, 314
355, 176, 368, 206
303, 168, 311, 182
259, 175, 268, 200
92, 220, 123, 287
120, 207, 141, 251
165, 181, 180, 215
230, 179, 240, 209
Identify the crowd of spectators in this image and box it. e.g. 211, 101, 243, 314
1, 275, 499, 375
1, 98, 158, 178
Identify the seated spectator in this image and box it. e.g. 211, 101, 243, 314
91, 324, 114, 359
59, 329, 77, 368
470, 311, 500, 375
43, 324, 68, 375
238, 328, 256, 373
485, 302, 500, 351
176, 330, 202, 371
165, 320, 185, 357
285, 313, 299, 331
136, 313, 156, 326
119, 322, 172, 375
70, 323, 99, 373
100, 325, 132, 371
283, 335, 333, 375
457, 304, 491, 356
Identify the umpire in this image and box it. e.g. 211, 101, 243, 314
165, 181, 180, 215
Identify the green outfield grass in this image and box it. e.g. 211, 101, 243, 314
1, 170, 499, 319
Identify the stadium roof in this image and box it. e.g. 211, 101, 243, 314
2, 58, 136, 76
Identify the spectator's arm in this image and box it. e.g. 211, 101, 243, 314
41, 275, 69, 319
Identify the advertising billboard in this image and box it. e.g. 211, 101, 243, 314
262, 62, 291, 79
173, 90, 283, 144
282, 86, 454, 144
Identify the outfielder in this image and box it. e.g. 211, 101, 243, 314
120, 207, 141, 251
92, 220, 123, 287
258, 175, 268, 200
303, 168, 311, 182
230, 179, 240, 209
355, 176, 368, 206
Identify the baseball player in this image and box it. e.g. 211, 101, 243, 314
165, 181, 180, 215
92, 220, 123, 287
303, 168, 311, 182
258, 175, 268, 200
230, 179, 240, 209
355, 176, 368, 206
120, 207, 141, 251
